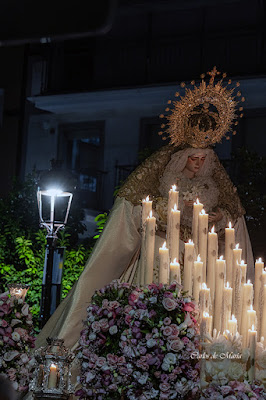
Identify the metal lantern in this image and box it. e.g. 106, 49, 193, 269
37, 188, 73, 240
37, 188, 73, 327
7, 283, 30, 300
30, 337, 75, 400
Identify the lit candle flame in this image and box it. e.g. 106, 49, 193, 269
171, 184, 177, 191
211, 226, 215, 233
203, 311, 209, 317
235, 243, 239, 249
228, 221, 232, 228
196, 198, 200, 204
257, 257, 263, 263
249, 304, 253, 311
240, 260, 245, 265
172, 204, 178, 212
143, 196, 150, 202
188, 239, 194, 244
148, 210, 153, 218
200, 209, 206, 215
162, 242, 167, 250
201, 282, 207, 290
197, 255, 201, 262
219, 255, 224, 260
247, 279, 251, 285
226, 282, 230, 289
231, 314, 237, 322
173, 258, 177, 264
252, 324, 255, 331
50, 363, 57, 370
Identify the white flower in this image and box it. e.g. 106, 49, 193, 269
227, 361, 244, 381
11, 332, 20, 341
21, 304, 29, 316
138, 373, 148, 385
161, 362, 170, 371
3, 351, 19, 361
146, 339, 156, 348
163, 353, 177, 365
109, 326, 118, 335
257, 349, 266, 369
149, 296, 157, 304
85, 372, 95, 382
10, 319, 22, 327
20, 354, 29, 364
89, 333, 96, 341
256, 369, 266, 385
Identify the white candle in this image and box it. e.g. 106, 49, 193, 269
238, 260, 247, 329
260, 285, 266, 341
223, 282, 233, 332
199, 282, 211, 319
169, 204, 180, 262
248, 325, 257, 383
169, 258, 181, 284
142, 196, 152, 227
247, 304, 257, 331
225, 222, 235, 287
144, 211, 156, 285
192, 199, 203, 250
48, 363, 58, 389
241, 280, 254, 348
183, 239, 195, 295
202, 311, 213, 335
167, 185, 179, 248
254, 258, 264, 314
232, 244, 242, 314
228, 314, 238, 336
193, 255, 203, 303
207, 226, 218, 310
198, 209, 208, 282
214, 256, 226, 333
159, 241, 169, 284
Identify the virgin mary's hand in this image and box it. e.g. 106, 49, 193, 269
208, 208, 223, 223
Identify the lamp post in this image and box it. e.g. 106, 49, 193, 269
37, 188, 73, 328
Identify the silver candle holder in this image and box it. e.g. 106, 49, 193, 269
30, 338, 75, 400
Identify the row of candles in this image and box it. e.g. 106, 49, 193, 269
139, 186, 266, 373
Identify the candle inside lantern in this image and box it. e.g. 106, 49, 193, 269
47, 363, 58, 389
159, 241, 169, 284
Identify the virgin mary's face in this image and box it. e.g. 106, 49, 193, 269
185, 155, 206, 174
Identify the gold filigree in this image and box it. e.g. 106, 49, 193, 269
160, 67, 242, 148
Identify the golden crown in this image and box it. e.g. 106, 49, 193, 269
158, 66, 244, 148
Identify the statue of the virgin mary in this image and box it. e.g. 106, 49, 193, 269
36, 68, 254, 360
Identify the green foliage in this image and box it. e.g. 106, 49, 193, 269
0, 174, 91, 331
93, 212, 108, 239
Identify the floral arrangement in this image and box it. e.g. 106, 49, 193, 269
200, 331, 249, 386
76, 280, 200, 400
0, 291, 36, 393
200, 381, 266, 400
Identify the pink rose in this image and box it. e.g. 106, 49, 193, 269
96, 356, 106, 368
163, 317, 171, 326
128, 291, 140, 304
0, 319, 8, 327
7, 368, 17, 381
182, 302, 195, 312
91, 321, 101, 332
99, 318, 109, 332
163, 326, 173, 336
167, 338, 184, 352
15, 312, 21, 318
162, 298, 176, 312
159, 382, 171, 392
108, 301, 120, 310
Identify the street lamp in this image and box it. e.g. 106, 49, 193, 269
37, 187, 73, 328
